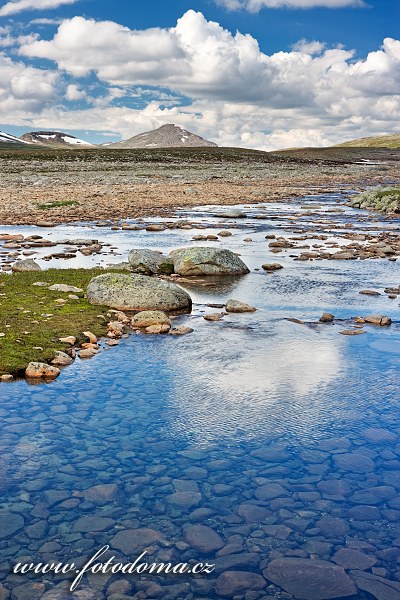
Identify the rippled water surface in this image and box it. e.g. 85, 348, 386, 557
0, 194, 399, 600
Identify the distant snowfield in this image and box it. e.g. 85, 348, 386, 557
61, 135, 93, 146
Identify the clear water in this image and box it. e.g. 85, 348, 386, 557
0, 194, 399, 599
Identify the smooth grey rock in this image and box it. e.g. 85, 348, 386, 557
334, 452, 375, 473
128, 249, 174, 275
171, 247, 249, 276
131, 310, 171, 328
110, 528, 165, 554
41, 586, 98, 599
166, 491, 202, 509
350, 570, 400, 600
212, 209, 247, 218
183, 524, 224, 553
333, 548, 377, 570
255, 483, 287, 501
215, 571, 265, 596
10, 583, 44, 600
214, 552, 260, 573
83, 484, 119, 504
51, 351, 74, 366
87, 273, 192, 312
72, 516, 115, 533
264, 558, 357, 600
12, 259, 41, 272
47, 284, 83, 293
0, 512, 24, 539
225, 299, 256, 313
364, 314, 392, 326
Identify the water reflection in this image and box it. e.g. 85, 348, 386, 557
0, 196, 399, 599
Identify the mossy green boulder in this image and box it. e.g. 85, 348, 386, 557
170, 247, 250, 276
128, 249, 174, 275
87, 273, 192, 312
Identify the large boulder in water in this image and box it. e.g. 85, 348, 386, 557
128, 249, 174, 275
170, 247, 249, 276
87, 273, 192, 312
264, 558, 357, 600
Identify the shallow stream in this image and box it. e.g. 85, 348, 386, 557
0, 194, 399, 599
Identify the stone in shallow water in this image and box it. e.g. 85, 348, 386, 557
215, 571, 265, 596
213, 209, 247, 218
364, 314, 392, 326
262, 263, 283, 271
351, 486, 396, 505
339, 329, 366, 336
255, 483, 287, 501
319, 313, 335, 322
361, 427, 397, 444
183, 524, 224, 553
41, 586, 98, 599
350, 570, 400, 600
171, 247, 250, 276
347, 505, 381, 521
83, 484, 119, 504
237, 503, 271, 523
166, 491, 202, 509
131, 310, 171, 328
110, 528, 165, 554
214, 552, 260, 574
128, 249, 174, 275
11, 583, 45, 600
0, 511, 24, 539
25, 362, 60, 379
225, 299, 256, 313
264, 558, 357, 600
169, 326, 194, 335
333, 548, 377, 570
316, 479, 352, 499
87, 273, 192, 312
51, 351, 74, 366
316, 517, 349, 537
250, 446, 289, 463
334, 452, 375, 473
72, 515, 115, 533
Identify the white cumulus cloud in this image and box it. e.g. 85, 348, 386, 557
2, 9, 399, 149
215, 0, 366, 10
0, 51, 59, 121
0, 0, 80, 18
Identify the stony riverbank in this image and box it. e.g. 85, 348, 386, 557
0, 146, 399, 225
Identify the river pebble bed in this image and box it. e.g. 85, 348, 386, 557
0, 192, 399, 600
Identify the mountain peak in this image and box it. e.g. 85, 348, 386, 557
20, 131, 93, 147
107, 123, 217, 149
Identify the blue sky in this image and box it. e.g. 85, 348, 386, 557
0, 0, 399, 148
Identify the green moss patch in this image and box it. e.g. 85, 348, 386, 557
0, 268, 121, 376
37, 200, 79, 210
349, 187, 400, 213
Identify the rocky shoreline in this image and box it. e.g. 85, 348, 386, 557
1, 242, 397, 382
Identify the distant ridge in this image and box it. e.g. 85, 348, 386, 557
20, 131, 93, 147
335, 133, 400, 149
107, 123, 217, 149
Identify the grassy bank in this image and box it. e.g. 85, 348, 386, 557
349, 186, 400, 213
0, 269, 118, 376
